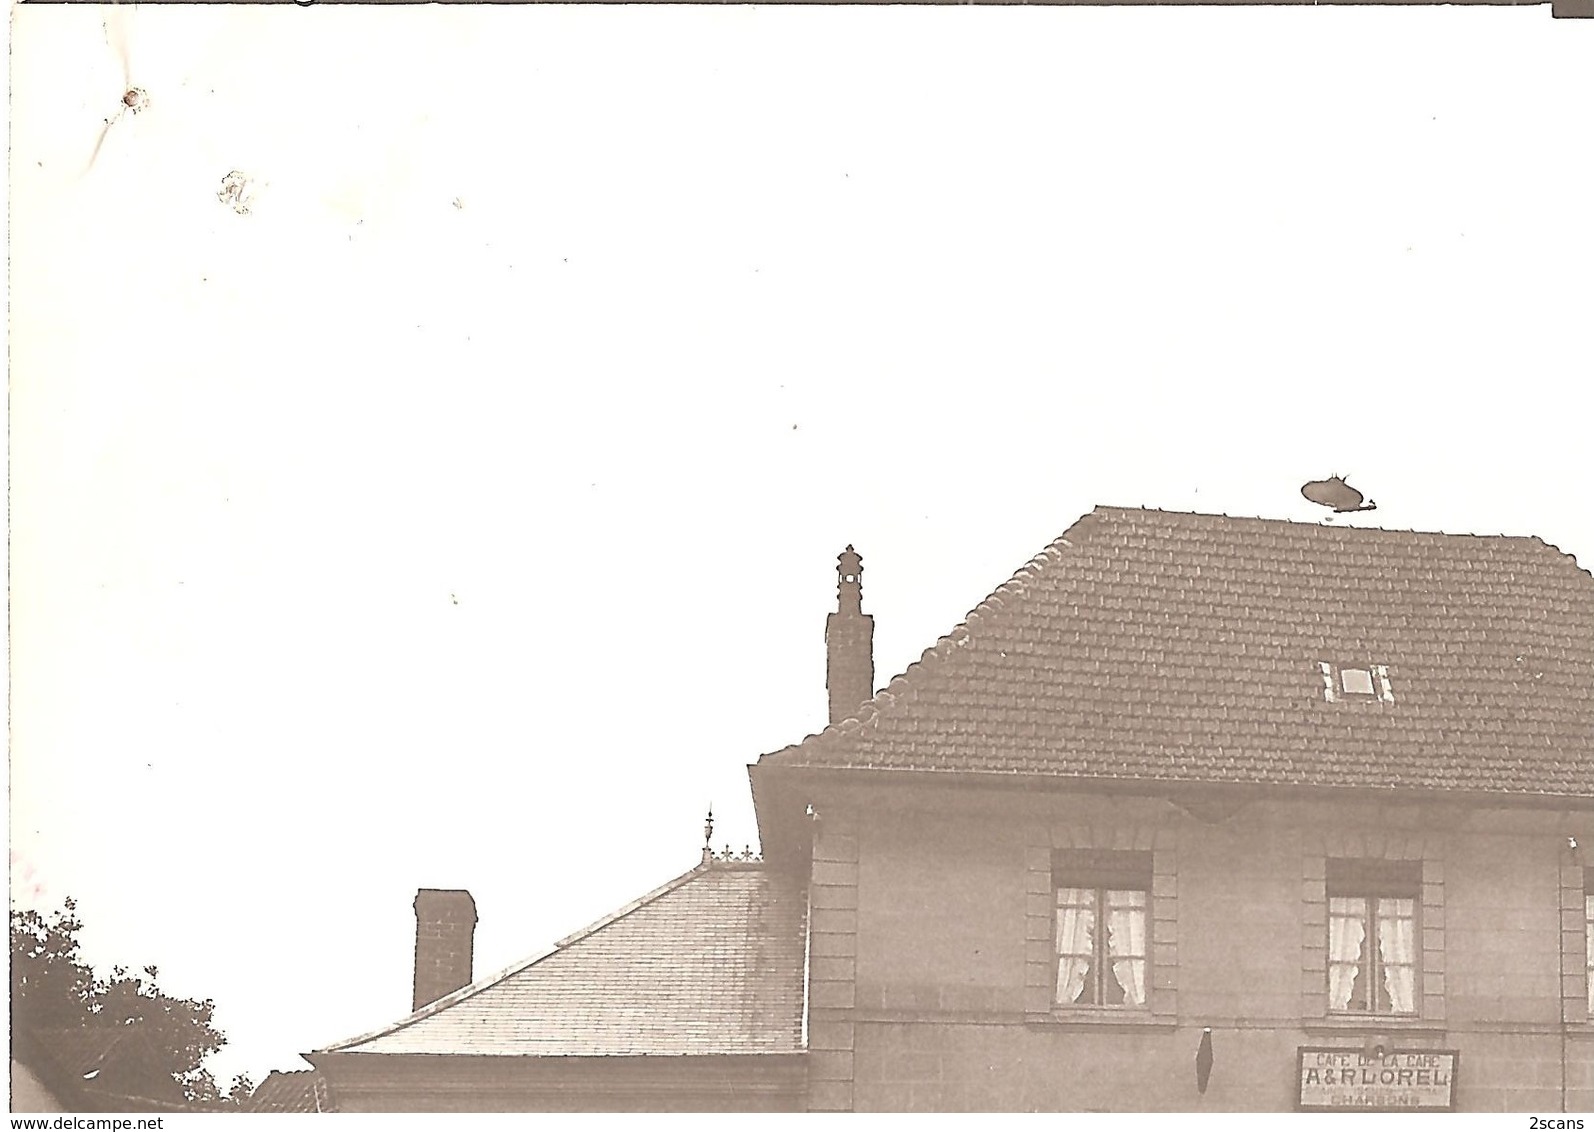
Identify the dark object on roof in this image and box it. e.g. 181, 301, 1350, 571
1301, 475, 1377, 513
316, 861, 806, 1058
757, 507, 1594, 798
244, 1069, 333, 1113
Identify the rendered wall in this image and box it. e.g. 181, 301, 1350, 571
806, 785, 1593, 1112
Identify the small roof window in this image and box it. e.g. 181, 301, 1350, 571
1319, 662, 1394, 703
1340, 668, 1375, 696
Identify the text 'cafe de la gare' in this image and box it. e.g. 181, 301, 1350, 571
1299, 1049, 1458, 1111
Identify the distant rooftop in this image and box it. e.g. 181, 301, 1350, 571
243, 1069, 330, 1114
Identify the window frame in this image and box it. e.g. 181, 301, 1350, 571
1325, 858, 1423, 1018
1585, 868, 1593, 1017
1052, 849, 1152, 1011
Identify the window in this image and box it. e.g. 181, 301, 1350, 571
1340, 668, 1375, 696
1053, 850, 1151, 1008
1327, 859, 1421, 1015
1585, 868, 1593, 1016
1319, 662, 1394, 703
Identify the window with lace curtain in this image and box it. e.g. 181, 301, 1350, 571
1585, 868, 1593, 1016
1326, 859, 1422, 1016
1053, 850, 1151, 1009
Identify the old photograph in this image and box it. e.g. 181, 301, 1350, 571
7, 0, 1593, 1114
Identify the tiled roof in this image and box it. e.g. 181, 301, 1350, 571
760, 507, 1594, 797
244, 1070, 330, 1113
29, 1026, 130, 1077
320, 862, 806, 1057
18, 1024, 190, 1112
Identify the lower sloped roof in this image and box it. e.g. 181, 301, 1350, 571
319, 862, 806, 1058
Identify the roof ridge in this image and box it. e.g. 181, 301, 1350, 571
316, 861, 720, 1054
1091, 503, 1583, 547
1087, 505, 1593, 583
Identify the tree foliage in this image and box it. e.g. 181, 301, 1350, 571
10, 900, 96, 1026
11, 898, 250, 1108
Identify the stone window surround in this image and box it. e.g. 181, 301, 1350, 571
1025, 824, 1178, 1023
1302, 832, 1444, 1027
1559, 861, 1591, 1027
1324, 857, 1423, 1016
1053, 849, 1153, 1009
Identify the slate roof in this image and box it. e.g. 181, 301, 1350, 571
760, 507, 1594, 797
320, 862, 806, 1058
243, 1069, 331, 1113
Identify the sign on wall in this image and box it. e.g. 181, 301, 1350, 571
1296, 1047, 1460, 1112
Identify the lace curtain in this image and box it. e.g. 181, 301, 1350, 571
1330, 895, 1417, 1013
1328, 897, 1366, 1010
1055, 890, 1094, 1005
1378, 898, 1417, 1014
1056, 888, 1147, 1007
1106, 894, 1146, 1007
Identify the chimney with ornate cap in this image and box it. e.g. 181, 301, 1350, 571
825, 545, 875, 725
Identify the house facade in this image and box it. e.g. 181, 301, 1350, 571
752, 777, 1591, 1111
314, 506, 1594, 1112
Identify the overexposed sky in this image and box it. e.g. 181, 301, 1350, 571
9, 3, 1593, 1086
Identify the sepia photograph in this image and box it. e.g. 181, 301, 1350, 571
7, 0, 1593, 1115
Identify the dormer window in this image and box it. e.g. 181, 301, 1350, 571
1319, 663, 1394, 703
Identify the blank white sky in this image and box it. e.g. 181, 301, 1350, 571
8, 3, 1593, 1086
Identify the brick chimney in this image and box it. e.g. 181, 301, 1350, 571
825, 545, 874, 725
412, 889, 476, 1012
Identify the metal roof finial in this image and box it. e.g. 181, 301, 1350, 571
702, 806, 715, 865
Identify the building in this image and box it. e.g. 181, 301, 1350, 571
9, 1024, 192, 1113
242, 1069, 334, 1113
311, 507, 1594, 1112
310, 868, 807, 1110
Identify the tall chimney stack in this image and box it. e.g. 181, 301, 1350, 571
826, 545, 875, 725
412, 889, 477, 1012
